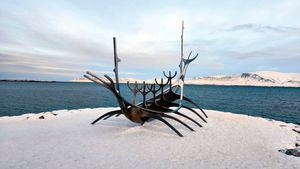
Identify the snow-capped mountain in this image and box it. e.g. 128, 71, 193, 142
186, 71, 300, 87
71, 71, 300, 87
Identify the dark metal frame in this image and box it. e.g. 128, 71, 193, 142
84, 22, 207, 137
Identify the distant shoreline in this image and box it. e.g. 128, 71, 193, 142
0, 80, 58, 83
69, 80, 300, 88
186, 83, 300, 88
1, 79, 300, 88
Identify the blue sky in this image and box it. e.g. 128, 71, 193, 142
0, 0, 300, 81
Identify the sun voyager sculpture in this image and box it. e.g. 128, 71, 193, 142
84, 21, 208, 137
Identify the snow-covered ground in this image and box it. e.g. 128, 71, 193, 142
0, 108, 299, 169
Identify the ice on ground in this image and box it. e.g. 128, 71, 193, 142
0, 108, 299, 169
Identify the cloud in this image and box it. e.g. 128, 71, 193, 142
0, 50, 140, 78
225, 24, 300, 33
226, 46, 300, 60
1, 0, 300, 80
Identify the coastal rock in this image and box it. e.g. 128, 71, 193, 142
38, 115, 45, 119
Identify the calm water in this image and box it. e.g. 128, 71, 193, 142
0, 82, 299, 125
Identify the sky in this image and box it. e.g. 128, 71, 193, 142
0, 0, 300, 81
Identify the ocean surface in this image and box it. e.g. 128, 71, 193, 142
0, 81, 299, 125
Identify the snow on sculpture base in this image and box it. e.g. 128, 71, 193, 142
0, 108, 299, 169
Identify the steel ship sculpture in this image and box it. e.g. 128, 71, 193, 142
84, 22, 207, 137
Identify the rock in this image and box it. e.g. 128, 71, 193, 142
279, 147, 300, 157
38, 115, 45, 119
293, 129, 300, 134
296, 137, 300, 147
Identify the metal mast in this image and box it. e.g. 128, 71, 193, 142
181, 20, 184, 61
113, 37, 120, 92
179, 20, 184, 73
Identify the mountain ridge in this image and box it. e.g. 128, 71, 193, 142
187, 71, 300, 87
71, 71, 300, 87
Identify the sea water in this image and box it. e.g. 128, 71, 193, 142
0, 82, 299, 124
